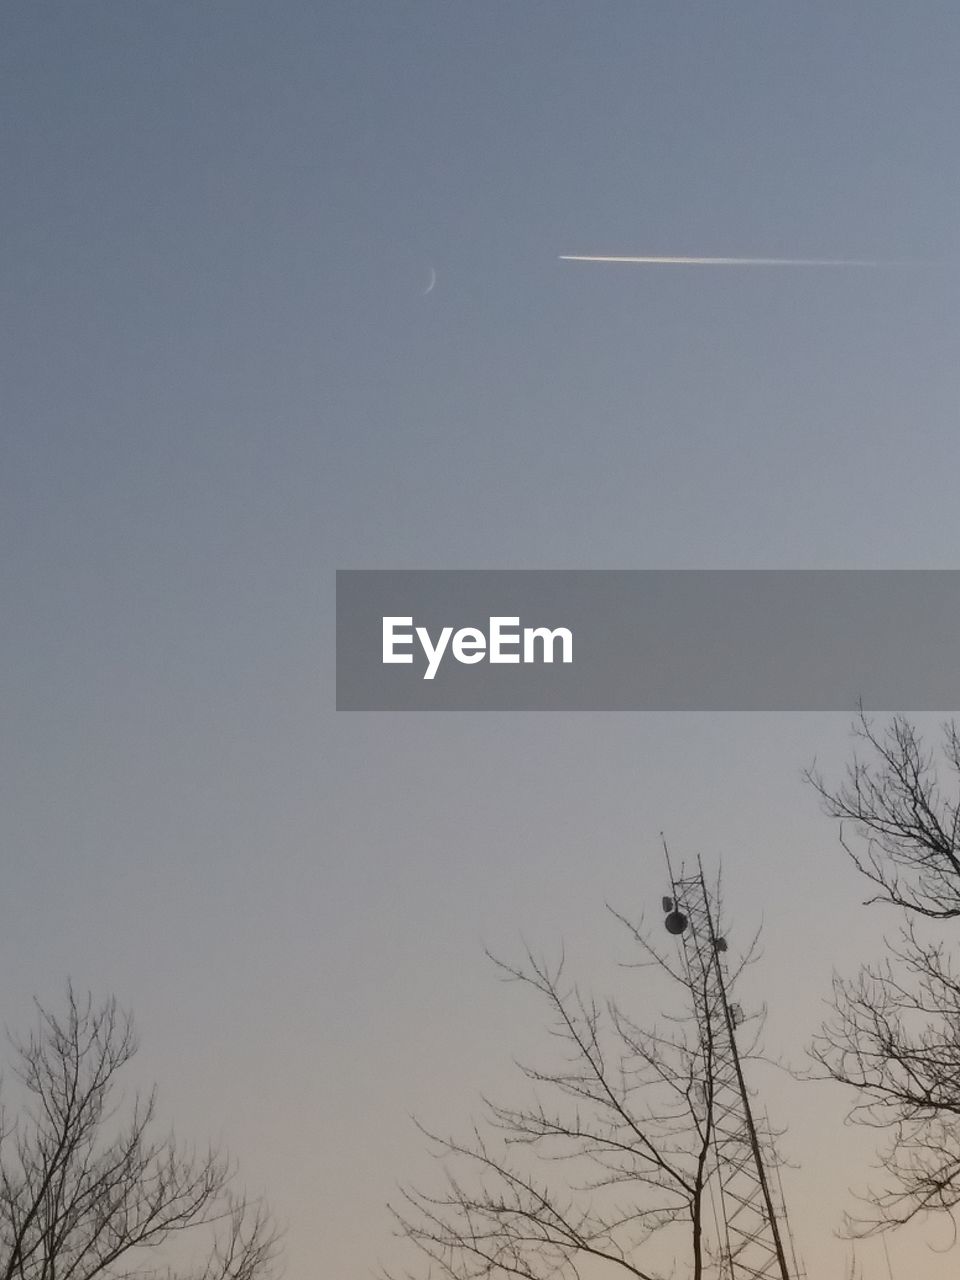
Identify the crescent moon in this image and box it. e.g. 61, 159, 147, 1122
422, 267, 437, 296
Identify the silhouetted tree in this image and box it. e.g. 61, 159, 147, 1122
809, 713, 960, 1229
388, 884, 768, 1280
0, 985, 279, 1280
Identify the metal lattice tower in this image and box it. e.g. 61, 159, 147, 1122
663, 854, 802, 1280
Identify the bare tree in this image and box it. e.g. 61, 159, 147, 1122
388, 884, 770, 1280
0, 985, 280, 1280
808, 712, 960, 1229
808, 711, 960, 919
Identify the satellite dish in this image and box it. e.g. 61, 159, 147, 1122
664, 909, 688, 935
715, 937, 728, 952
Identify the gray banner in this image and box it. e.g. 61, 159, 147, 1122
335, 570, 960, 710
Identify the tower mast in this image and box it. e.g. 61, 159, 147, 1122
662, 851, 799, 1280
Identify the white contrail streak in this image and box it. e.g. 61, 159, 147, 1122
559, 254, 904, 267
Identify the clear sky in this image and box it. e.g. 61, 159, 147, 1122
3, 4, 960, 1277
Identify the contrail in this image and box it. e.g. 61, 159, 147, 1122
559, 254, 908, 267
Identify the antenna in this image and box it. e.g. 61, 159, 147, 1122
662, 849, 799, 1279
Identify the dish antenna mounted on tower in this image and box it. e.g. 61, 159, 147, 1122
661, 846, 804, 1280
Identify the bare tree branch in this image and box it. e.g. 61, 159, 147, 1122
806, 710, 960, 918
389, 894, 768, 1280
809, 714, 960, 1231
0, 986, 281, 1280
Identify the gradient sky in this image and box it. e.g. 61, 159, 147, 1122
4, 4, 960, 1277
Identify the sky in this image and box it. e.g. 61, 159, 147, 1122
3, 3, 960, 1277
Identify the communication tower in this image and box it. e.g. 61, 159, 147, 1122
662, 851, 804, 1280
